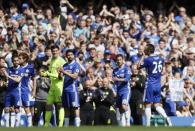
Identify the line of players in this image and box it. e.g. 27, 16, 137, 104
1, 44, 172, 127
1, 52, 35, 127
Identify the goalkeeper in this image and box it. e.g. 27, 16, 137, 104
41, 45, 65, 127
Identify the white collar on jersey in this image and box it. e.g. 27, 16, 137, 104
22, 63, 28, 68
149, 53, 157, 57
69, 60, 75, 65
15, 66, 20, 69
118, 63, 125, 69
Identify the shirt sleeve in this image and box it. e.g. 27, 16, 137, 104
73, 63, 80, 74
30, 66, 35, 78
46, 71, 58, 78
60, 58, 66, 67
112, 69, 116, 78
18, 68, 23, 76
124, 67, 131, 82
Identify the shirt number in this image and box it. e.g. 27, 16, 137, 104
152, 61, 162, 73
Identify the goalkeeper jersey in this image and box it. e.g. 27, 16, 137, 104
48, 56, 66, 88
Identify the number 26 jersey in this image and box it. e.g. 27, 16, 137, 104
140, 55, 164, 84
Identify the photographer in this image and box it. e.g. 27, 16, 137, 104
130, 64, 145, 125
94, 78, 115, 125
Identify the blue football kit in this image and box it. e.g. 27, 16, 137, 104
140, 55, 164, 103
62, 60, 80, 108
113, 64, 131, 107
5, 66, 22, 108
20, 64, 35, 107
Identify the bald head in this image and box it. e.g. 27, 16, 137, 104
103, 78, 109, 88
84, 80, 91, 89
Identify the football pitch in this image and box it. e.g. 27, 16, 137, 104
0, 126, 194, 131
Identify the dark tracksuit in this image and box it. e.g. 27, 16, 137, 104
130, 74, 145, 125
33, 76, 50, 126
79, 88, 96, 125
94, 87, 116, 125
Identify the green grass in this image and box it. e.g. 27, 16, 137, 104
0, 126, 195, 131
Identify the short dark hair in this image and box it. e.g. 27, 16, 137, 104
146, 44, 155, 54
11, 50, 18, 56
66, 49, 75, 56
45, 46, 51, 51
77, 51, 84, 56
19, 52, 29, 62
116, 54, 124, 59
11, 54, 19, 62
51, 44, 60, 51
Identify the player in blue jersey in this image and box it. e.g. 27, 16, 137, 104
2, 54, 22, 127
113, 54, 131, 127
19, 52, 36, 127
138, 44, 172, 126
58, 49, 81, 127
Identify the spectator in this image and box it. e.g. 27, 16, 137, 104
176, 101, 192, 117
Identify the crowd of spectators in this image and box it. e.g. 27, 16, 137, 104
0, 0, 194, 126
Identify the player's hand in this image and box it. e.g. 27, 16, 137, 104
63, 70, 70, 75
113, 77, 119, 81
57, 67, 64, 73
40, 71, 48, 77
58, 72, 64, 80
